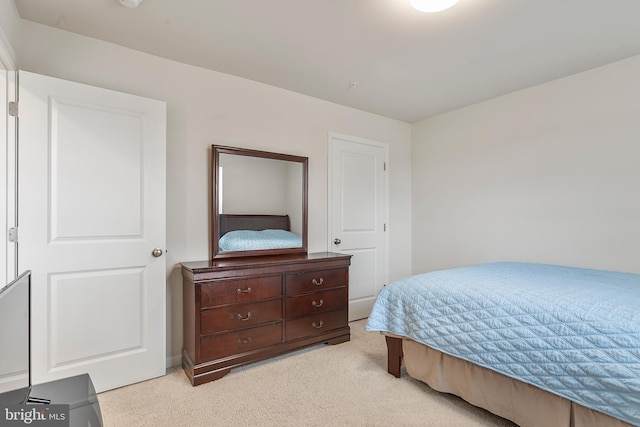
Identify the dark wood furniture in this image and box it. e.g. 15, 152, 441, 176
181, 252, 351, 386
385, 335, 403, 378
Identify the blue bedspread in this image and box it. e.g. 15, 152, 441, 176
366, 262, 640, 425
218, 229, 302, 252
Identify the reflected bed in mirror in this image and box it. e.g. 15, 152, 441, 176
211, 145, 308, 259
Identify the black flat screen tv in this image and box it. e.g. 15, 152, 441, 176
0, 271, 32, 405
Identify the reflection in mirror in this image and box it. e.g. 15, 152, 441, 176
211, 145, 308, 259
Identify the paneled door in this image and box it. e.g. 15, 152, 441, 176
18, 71, 166, 392
1, 67, 17, 285
0, 67, 8, 284
329, 133, 388, 321
0, 38, 17, 285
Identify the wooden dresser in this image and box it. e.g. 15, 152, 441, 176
180, 252, 352, 385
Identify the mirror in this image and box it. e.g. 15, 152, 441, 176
211, 145, 308, 259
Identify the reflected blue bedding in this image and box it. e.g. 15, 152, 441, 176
366, 262, 640, 425
218, 229, 302, 252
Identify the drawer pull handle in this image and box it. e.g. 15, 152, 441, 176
312, 320, 324, 329
312, 278, 324, 286
237, 312, 252, 321
312, 299, 324, 308
237, 287, 252, 295
237, 337, 252, 345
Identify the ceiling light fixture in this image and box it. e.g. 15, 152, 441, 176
119, 0, 143, 8
410, 0, 459, 13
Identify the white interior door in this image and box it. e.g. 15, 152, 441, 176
1, 11, 18, 285
1, 68, 7, 284
329, 133, 387, 321
18, 71, 167, 392
1, 67, 17, 285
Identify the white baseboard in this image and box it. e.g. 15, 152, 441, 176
166, 354, 182, 369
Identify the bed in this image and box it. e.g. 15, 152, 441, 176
218, 214, 302, 252
366, 262, 640, 427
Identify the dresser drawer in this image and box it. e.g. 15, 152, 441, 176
285, 268, 346, 296
285, 287, 346, 318
181, 253, 352, 385
201, 299, 282, 335
200, 276, 282, 308
200, 323, 282, 361
285, 309, 347, 341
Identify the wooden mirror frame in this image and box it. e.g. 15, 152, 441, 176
210, 145, 309, 259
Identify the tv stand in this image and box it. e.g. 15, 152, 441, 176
29, 374, 102, 427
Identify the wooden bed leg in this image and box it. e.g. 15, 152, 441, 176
385, 336, 403, 378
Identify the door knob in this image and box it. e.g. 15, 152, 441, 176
151, 248, 163, 257
333, 238, 341, 245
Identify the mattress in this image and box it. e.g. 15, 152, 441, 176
365, 262, 640, 426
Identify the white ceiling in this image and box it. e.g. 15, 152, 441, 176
13, 0, 640, 123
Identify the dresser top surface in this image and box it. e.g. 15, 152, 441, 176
180, 252, 351, 273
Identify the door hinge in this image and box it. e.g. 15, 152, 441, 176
384, 223, 387, 232
8, 227, 18, 243
8, 101, 18, 117
384, 162, 387, 171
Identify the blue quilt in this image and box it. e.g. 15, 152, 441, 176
218, 229, 302, 252
366, 262, 640, 425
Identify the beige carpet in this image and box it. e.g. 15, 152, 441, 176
98, 319, 517, 426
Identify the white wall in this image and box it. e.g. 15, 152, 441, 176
15, 20, 413, 365
412, 54, 640, 275
220, 155, 294, 216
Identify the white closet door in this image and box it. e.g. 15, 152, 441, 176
329, 133, 388, 321
18, 71, 166, 392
